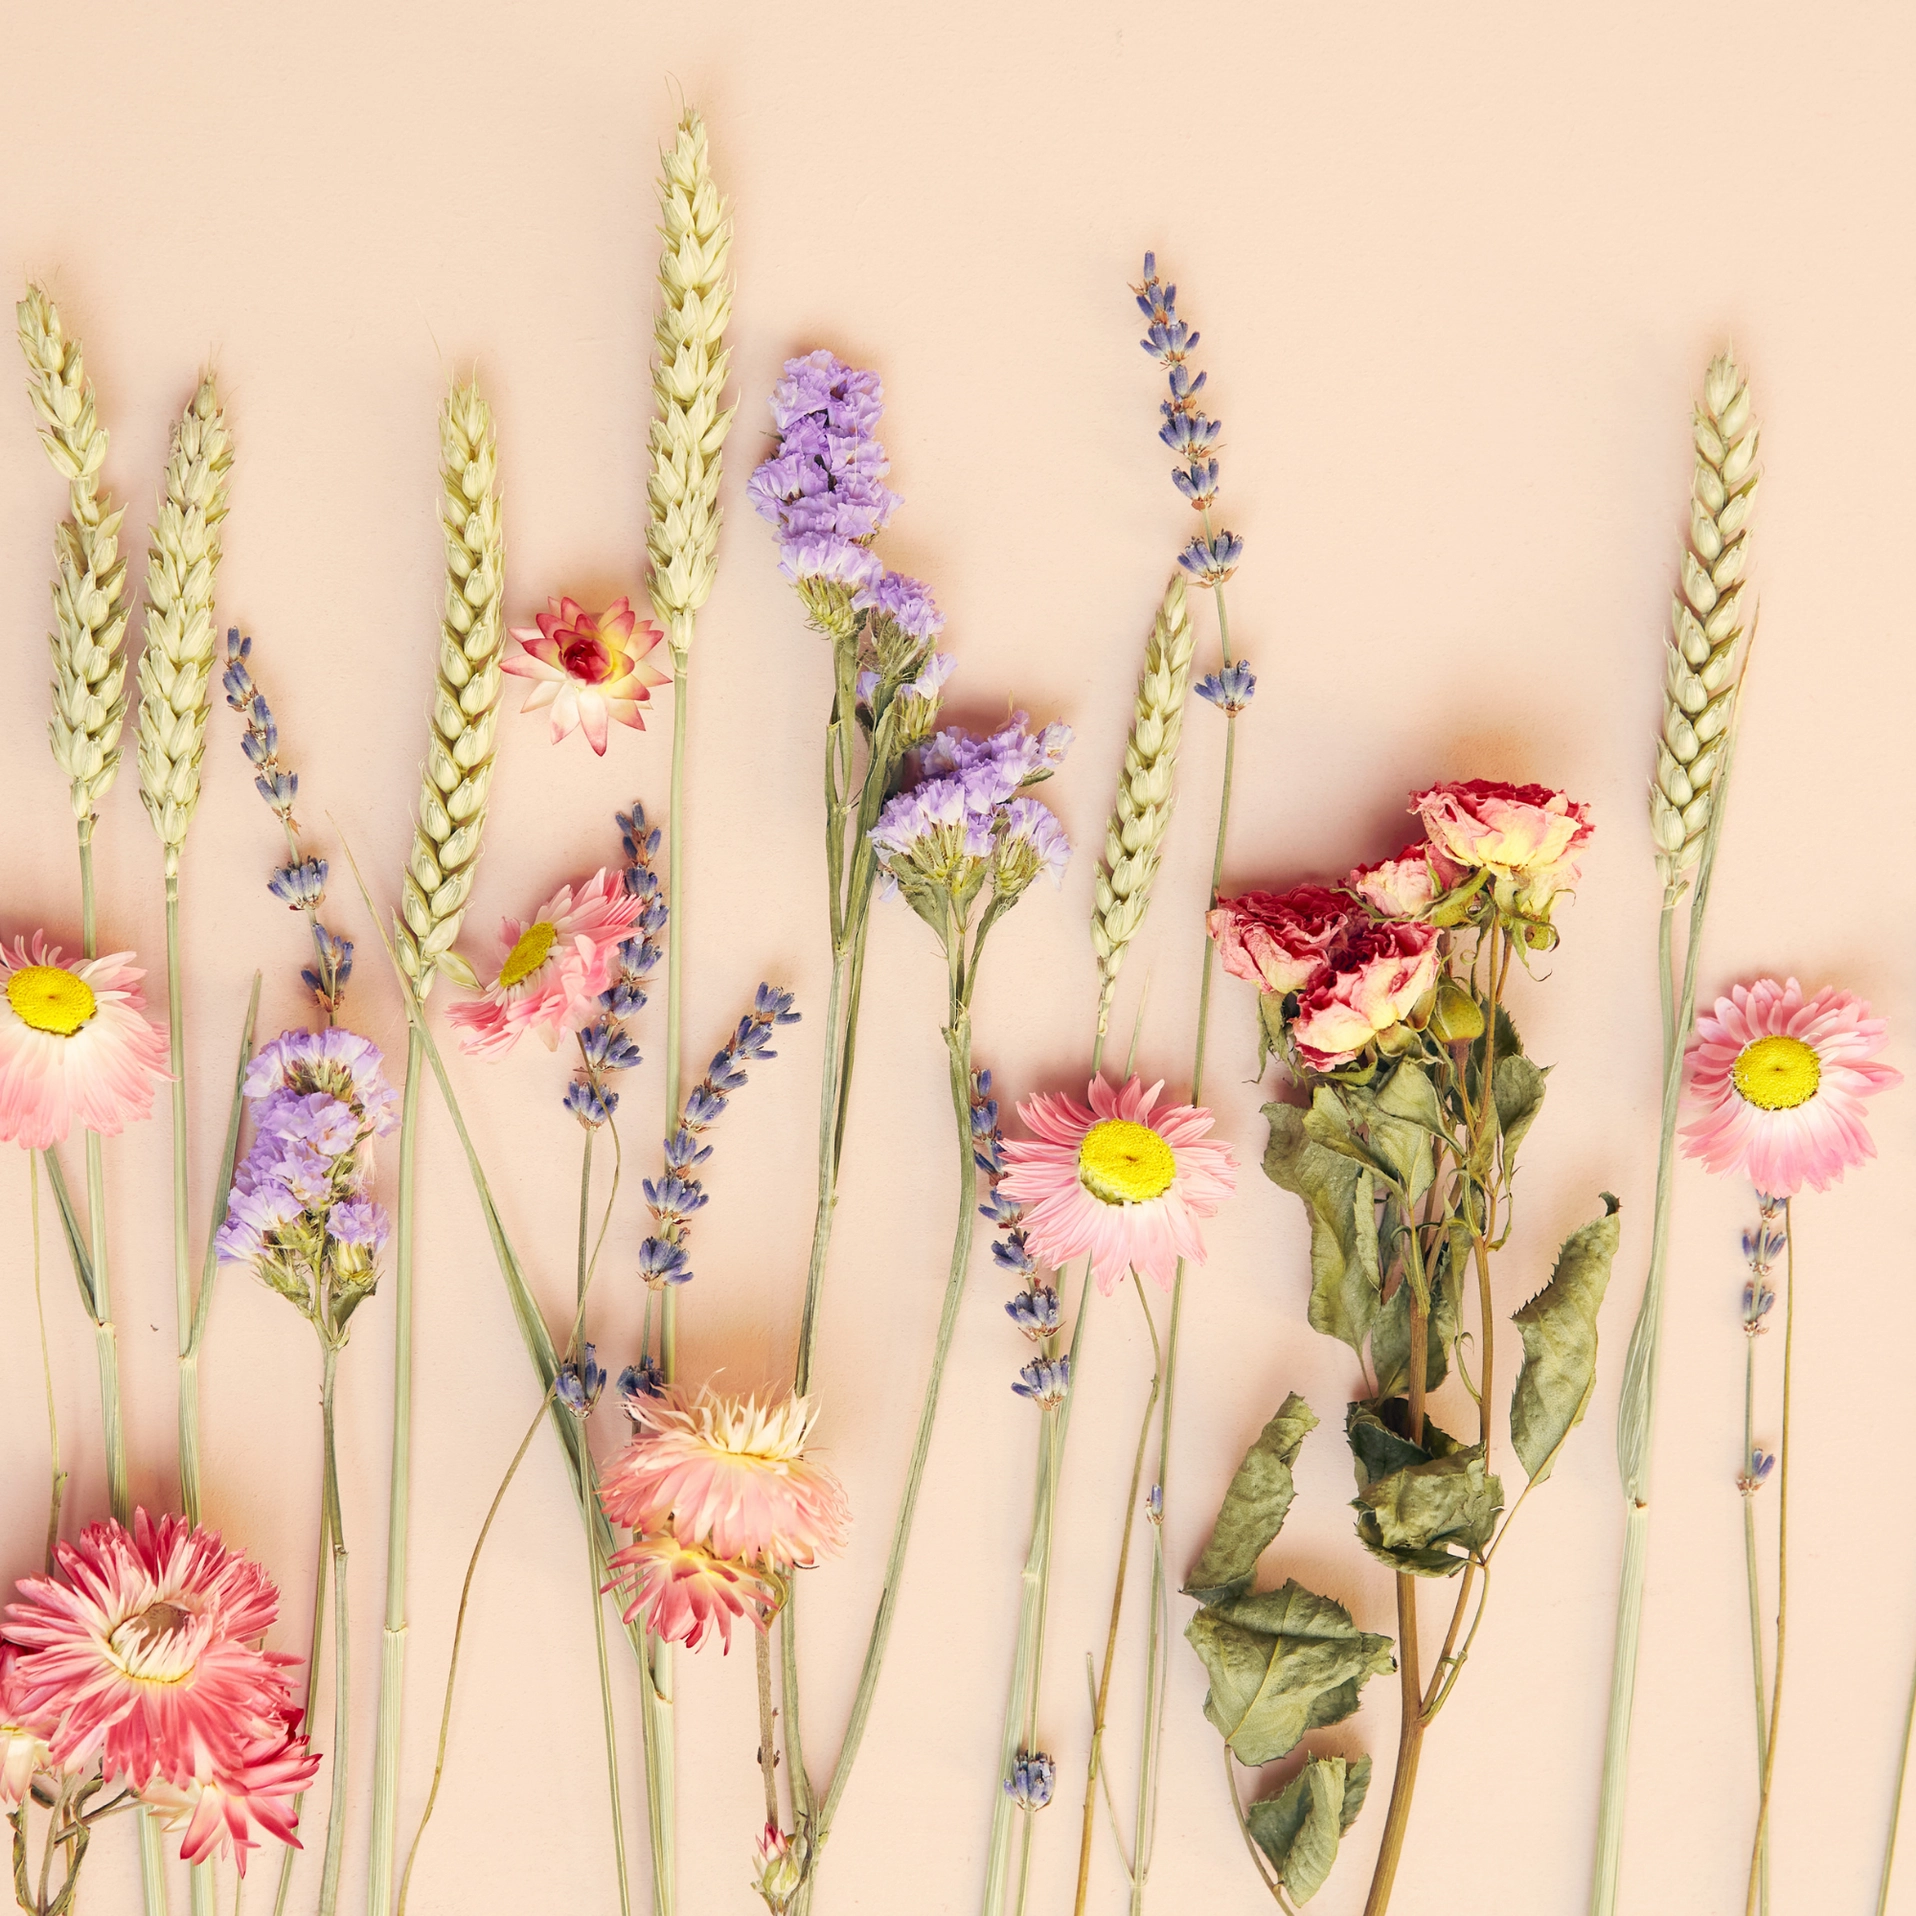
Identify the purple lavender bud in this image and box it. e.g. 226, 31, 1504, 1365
619, 1356, 665, 1412
638, 1236, 692, 1287
1195, 661, 1256, 715
993, 1232, 1037, 1279
1013, 1356, 1071, 1406
1005, 1751, 1056, 1810
556, 1343, 606, 1417
1005, 1286, 1059, 1338
1179, 530, 1244, 585
268, 857, 329, 909
1160, 410, 1222, 457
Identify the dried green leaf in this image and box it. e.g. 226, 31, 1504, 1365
1366, 1061, 1443, 1204
1262, 1102, 1380, 1357
1354, 1442, 1502, 1578
1492, 1053, 1548, 1165
1185, 1394, 1319, 1605
1509, 1194, 1622, 1483
1186, 1580, 1395, 1766
1247, 1754, 1374, 1903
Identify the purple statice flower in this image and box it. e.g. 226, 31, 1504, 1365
866, 570, 945, 642
770, 350, 886, 437
215, 1177, 305, 1267
921, 714, 1073, 810
252, 1088, 363, 1159
255, 1135, 337, 1211
330, 1198, 392, 1253
751, 351, 902, 554
997, 797, 1072, 892
871, 776, 995, 887
246, 1027, 400, 1134
777, 532, 884, 593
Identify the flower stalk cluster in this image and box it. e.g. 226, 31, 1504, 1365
565, 805, 667, 1129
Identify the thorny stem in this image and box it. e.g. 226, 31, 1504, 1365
1746, 1202, 1793, 1916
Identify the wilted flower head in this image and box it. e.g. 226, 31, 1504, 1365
1005, 1749, 1057, 1810
0, 934, 171, 1150
1288, 922, 1441, 1072
602, 1532, 778, 1653
1409, 780, 1593, 922
752, 1824, 804, 1914
503, 596, 670, 756
1347, 845, 1442, 921
1205, 887, 1350, 997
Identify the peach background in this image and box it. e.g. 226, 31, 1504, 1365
2, 4, 1913, 1913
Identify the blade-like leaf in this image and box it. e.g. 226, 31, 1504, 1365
1184, 1394, 1318, 1605
1246, 1753, 1373, 1902
1355, 1443, 1503, 1578
1186, 1580, 1395, 1766
1509, 1194, 1622, 1483
1263, 1102, 1380, 1357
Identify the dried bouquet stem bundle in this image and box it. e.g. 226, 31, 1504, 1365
369, 378, 506, 1916
1092, 575, 1196, 1041
1589, 351, 1758, 1916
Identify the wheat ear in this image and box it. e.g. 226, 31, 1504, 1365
137, 374, 234, 872
1092, 574, 1197, 1039
17, 286, 132, 822
646, 106, 735, 654
396, 380, 506, 999
1651, 352, 1758, 879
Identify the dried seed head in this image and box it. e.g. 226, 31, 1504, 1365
646, 107, 736, 652
395, 380, 506, 998
17, 285, 132, 822
1092, 575, 1197, 1037
138, 374, 234, 871
1651, 352, 1758, 879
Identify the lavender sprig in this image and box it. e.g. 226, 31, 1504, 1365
222, 629, 354, 1016
972, 1069, 1068, 1385
636, 984, 800, 1290
565, 801, 668, 1129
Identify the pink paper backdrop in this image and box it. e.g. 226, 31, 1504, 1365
2, 4, 1912, 1912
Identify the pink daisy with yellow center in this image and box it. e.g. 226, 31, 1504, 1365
1681, 976, 1900, 1196
997, 1074, 1237, 1295
4, 1512, 316, 1871
502, 595, 669, 755
599, 1388, 851, 1571
602, 1533, 779, 1653
0, 933, 170, 1150
445, 869, 641, 1058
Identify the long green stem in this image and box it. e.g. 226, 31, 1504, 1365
164, 880, 193, 1515
1742, 1335, 1770, 1915
319, 1348, 349, 1916
1877, 1648, 1916, 1916
793, 977, 978, 1908
1746, 1203, 1793, 1916
28, 1154, 65, 1572
1073, 1278, 1162, 1915
272, 1432, 332, 1916
367, 1023, 424, 1916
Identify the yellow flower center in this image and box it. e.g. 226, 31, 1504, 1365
1732, 1034, 1822, 1111
498, 920, 559, 988
106, 1601, 197, 1684
1077, 1118, 1177, 1205
5, 964, 97, 1036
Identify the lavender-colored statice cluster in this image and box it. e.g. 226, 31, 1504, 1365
223, 629, 355, 1014
636, 984, 801, 1291
565, 803, 668, 1130
972, 1070, 1071, 1407
216, 1027, 399, 1344
751, 350, 957, 754
1135, 254, 1244, 591
871, 716, 1073, 935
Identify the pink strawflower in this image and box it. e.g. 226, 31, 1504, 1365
446, 870, 641, 1058
603, 1533, 778, 1653
0, 1645, 55, 1811
0, 934, 170, 1150
4, 1511, 315, 1873
752, 1822, 803, 1913
1681, 978, 1901, 1197
502, 595, 669, 755
599, 1389, 850, 1570
997, 1075, 1237, 1295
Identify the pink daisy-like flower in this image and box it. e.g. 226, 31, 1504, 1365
4, 1512, 314, 1871
603, 1533, 778, 1653
0, 934, 170, 1150
445, 870, 641, 1059
599, 1389, 850, 1570
502, 595, 669, 755
1681, 977, 1901, 1197
997, 1075, 1237, 1295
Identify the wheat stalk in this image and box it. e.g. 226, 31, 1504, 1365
17, 285, 132, 823
1651, 352, 1758, 880
137, 374, 234, 872
1092, 574, 1196, 1039
646, 106, 735, 655
395, 379, 507, 1000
